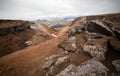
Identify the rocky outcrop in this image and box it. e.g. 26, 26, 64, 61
42, 54, 70, 76
83, 37, 108, 60
0, 20, 30, 35
66, 14, 120, 61
85, 20, 115, 36
68, 20, 116, 37
47, 56, 70, 76
68, 21, 86, 36
42, 54, 60, 69
56, 64, 77, 76
103, 15, 120, 22
56, 59, 109, 76
58, 37, 76, 52
68, 15, 120, 40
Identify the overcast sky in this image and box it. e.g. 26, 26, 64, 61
0, 0, 120, 20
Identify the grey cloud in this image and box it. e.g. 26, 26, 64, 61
0, 0, 120, 20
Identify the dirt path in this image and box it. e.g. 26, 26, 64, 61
57, 26, 70, 36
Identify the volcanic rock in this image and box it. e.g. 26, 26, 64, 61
56, 64, 77, 76
0, 20, 30, 35
46, 56, 70, 76
74, 59, 109, 76
68, 21, 86, 36
83, 37, 108, 60
85, 33, 104, 41
42, 54, 60, 69
58, 37, 76, 52
85, 20, 114, 36
56, 59, 109, 76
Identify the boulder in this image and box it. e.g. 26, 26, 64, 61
68, 21, 86, 36
55, 56, 70, 66
83, 38, 108, 60
42, 54, 60, 69
42, 54, 70, 76
47, 56, 70, 76
56, 59, 109, 76
56, 64, 77, 76
74, 59, 109, 76
58, 37, 76, 52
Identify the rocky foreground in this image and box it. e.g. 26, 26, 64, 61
0, 13, 120, 76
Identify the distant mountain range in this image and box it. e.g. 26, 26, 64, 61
63, 16, 79, 20
35, 16, 79, 22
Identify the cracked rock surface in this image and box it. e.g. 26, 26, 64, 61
56, 59, 109, 76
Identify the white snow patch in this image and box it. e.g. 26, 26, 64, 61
51, 34, 58, 37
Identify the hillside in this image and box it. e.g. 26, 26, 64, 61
0, 13, 120, 76
0, 20, 54, 57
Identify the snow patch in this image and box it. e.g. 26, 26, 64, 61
51, 34, 58, 37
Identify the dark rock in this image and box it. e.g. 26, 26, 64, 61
68, 19, 118, 38
85, 20, 114, 36
112, 60, 120, 72
112, 72, 120, 76
0, 22, 30, 35
109, 38, 120, 51
0, 28, 7, 35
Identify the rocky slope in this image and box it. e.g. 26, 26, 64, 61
45, 13, 120, 76
56, 13, 120, 76
0, 20, 31, 35
0, 20, 54, 57
0, 13, 120, 76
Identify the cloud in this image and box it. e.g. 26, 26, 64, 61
0, 0, 120, 20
